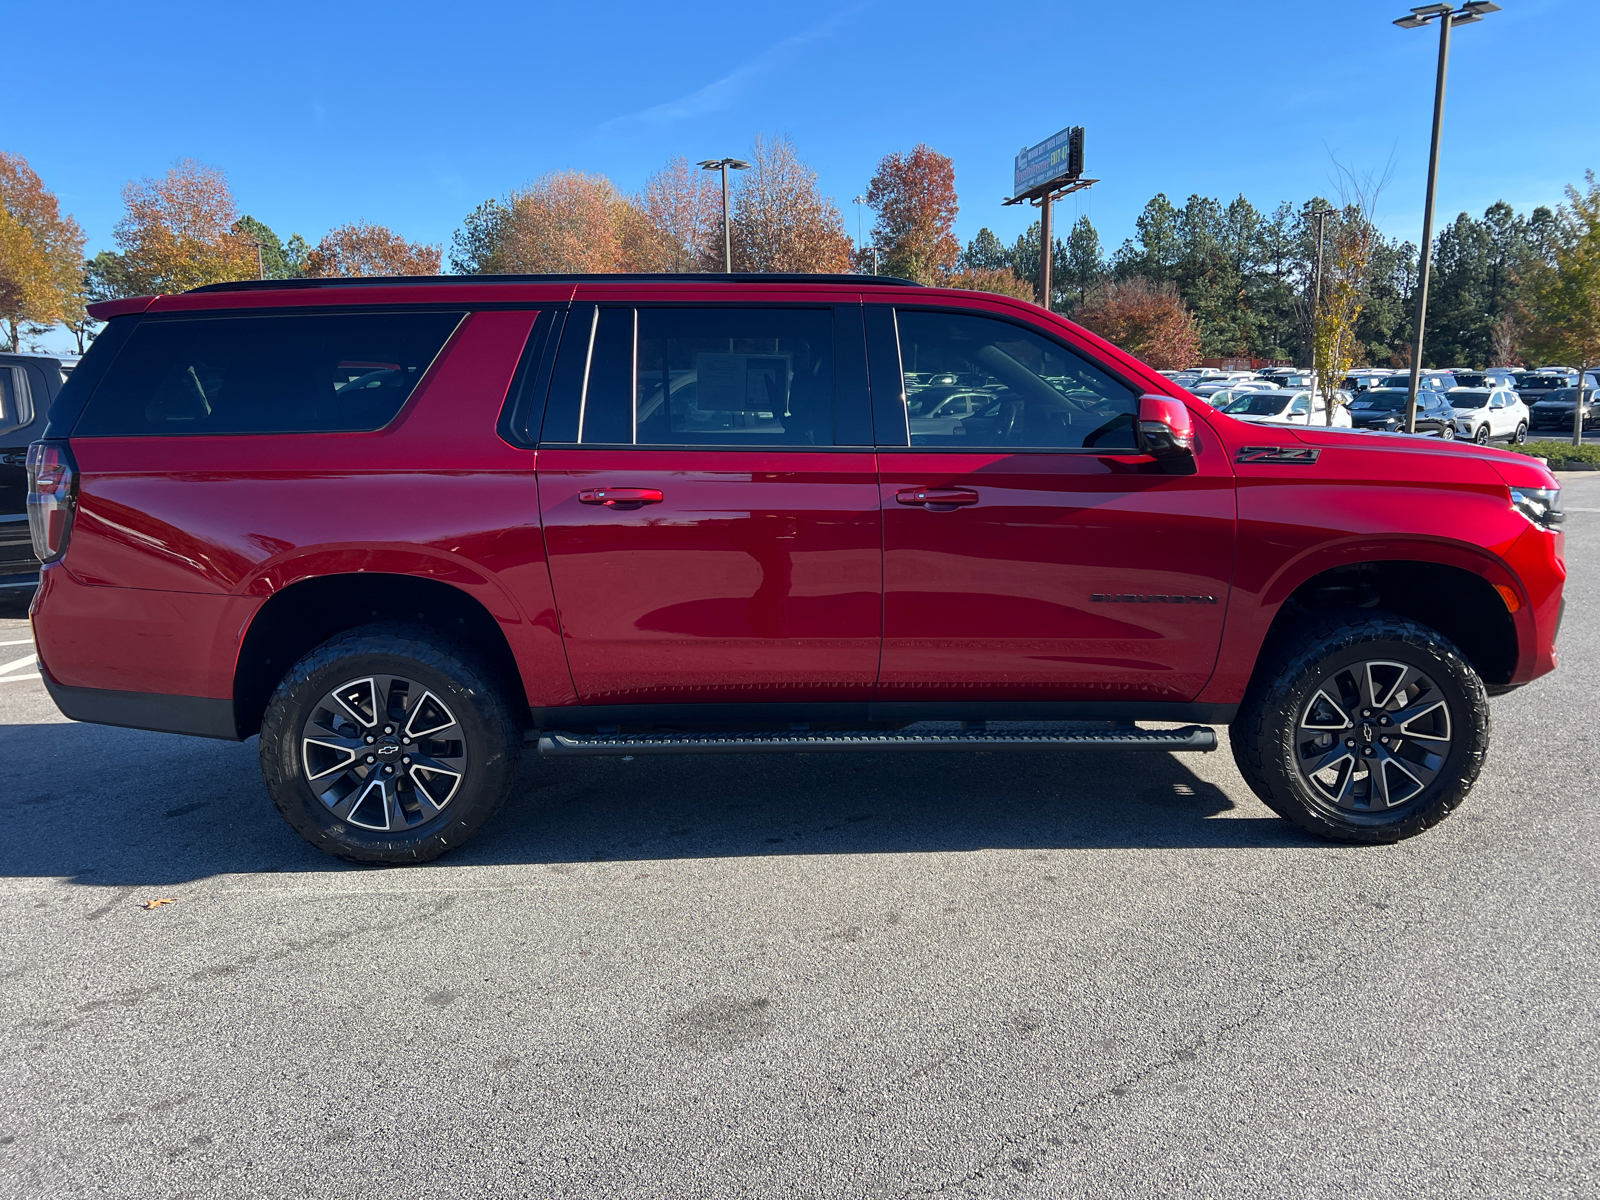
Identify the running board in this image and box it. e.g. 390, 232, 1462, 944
537, 725, 1217, 758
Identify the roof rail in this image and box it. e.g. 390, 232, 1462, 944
186, 272, 924, 295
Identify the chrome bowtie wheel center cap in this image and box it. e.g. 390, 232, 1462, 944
375, 739, 402, 758
1359, 723, 1374, 743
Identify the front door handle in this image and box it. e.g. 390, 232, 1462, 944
578, 487, 664, 509
896, 487, 979, 508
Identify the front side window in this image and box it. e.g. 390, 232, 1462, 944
894, 309, 1138, 450
74, 311, 464, 437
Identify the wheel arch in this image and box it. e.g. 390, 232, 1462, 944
232, 572, 530, 739
1253, 553, 1522, 690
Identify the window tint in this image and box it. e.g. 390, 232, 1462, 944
894, 309, 1138, 450
636, 308, 834, 446
0, 366, 35, 437
74, 311, 464, 437
546, 306, 841, 447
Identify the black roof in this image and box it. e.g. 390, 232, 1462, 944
187, 272, 923, 295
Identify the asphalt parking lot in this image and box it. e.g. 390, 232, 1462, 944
2, 475, 1596, 1200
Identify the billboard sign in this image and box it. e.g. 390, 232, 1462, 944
1013, 126, 1083, 198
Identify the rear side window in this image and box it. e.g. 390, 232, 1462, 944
540, 305, 848, 448
894, 309, 1139, 450
73, 311, 464, 437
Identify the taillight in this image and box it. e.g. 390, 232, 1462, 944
26, 440, 78, 563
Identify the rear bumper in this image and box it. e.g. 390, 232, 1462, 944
39, 663, 241, 740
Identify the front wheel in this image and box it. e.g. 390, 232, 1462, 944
1473, 424, 1490, 445
1231, 612, 1490, 843
259, 624, 523, 864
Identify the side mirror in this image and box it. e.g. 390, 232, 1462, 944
1138, 394, 1197, 475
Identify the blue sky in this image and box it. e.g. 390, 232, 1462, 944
4, 0, 1594, 345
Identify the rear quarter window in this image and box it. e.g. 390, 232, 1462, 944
73, 310, 464, 437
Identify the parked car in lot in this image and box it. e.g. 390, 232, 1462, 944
1528, 386, 1599, 435
1340, 370, 1392, 394
1348, 388, 1460, 437
1450, 388, 1530, 444
1217, 390, 1353, 428
1, 354, 63, 591
1515, 371, 1595, 408
27, 273, 1565, 861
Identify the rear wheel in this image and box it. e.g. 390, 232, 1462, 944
1231, 612, 1489, 843
1514, 422, 1528, 445
1439, 422, 1456, 440
260, 624, 522, 864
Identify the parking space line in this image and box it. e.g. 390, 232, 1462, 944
0, 638, 34, 647
0, 653, 39, 675
0, 673, 41, 683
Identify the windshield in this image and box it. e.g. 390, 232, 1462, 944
1545, 388, 1595, 403
1452, 373, 1490, 388
1359, 391, 1410, 411
1223, 393, 1290, 416
1451, 390, 1491, 407
1518, 376, 1565, 389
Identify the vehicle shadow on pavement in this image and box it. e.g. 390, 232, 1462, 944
0, 716, 1316, 887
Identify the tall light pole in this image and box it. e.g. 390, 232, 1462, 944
1393, 1, 1500, 433
1308, 205, 1333, 424
853, 195, 866, 273
698, 158, 749, 273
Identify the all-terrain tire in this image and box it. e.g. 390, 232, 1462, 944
260, 623, 522, 864
1230, 610, 1490, 843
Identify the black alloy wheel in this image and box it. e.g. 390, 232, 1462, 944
300, 674, 466, 833
260, 624, 522, 864
1294, 659, 1452, 814
1231, 611, 1489, 843
1473, 424, 1491, 445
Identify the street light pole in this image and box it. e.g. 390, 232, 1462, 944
1394, 1, 1500, 433
1308, 206, 1333, 424
853, 196, 866, 273
697, 158, 750, 273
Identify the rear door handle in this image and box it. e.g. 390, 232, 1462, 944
895, 487, 979, 508
578, 487, 664, 508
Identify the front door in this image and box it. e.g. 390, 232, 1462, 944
536, 302, 882, 707
872, 305, 1236, 705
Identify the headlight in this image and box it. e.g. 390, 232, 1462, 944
1509, 487, 1564, 530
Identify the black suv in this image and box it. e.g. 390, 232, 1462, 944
0, 354, 62, 592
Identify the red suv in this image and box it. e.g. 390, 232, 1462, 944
27, 274, 1566, 863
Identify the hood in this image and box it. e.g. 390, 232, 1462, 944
1279, 424, 1557, 489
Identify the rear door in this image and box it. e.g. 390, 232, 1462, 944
534, 301, 882, 707
870, 304, 1235, 705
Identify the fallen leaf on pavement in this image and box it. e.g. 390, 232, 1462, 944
140, 898, 178, 910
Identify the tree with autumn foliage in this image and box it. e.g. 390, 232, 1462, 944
864, 144, 959, 284
0, 153, 87, 351
639, 156, 721, 272
1070, 277, 1201, 369
1523, 170, 1600, 446
450, 171, 672, 274
110, 159, 256, 294
947, 267, 1035, 302
730, 135, 853, 274
303, 222, 441, 277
